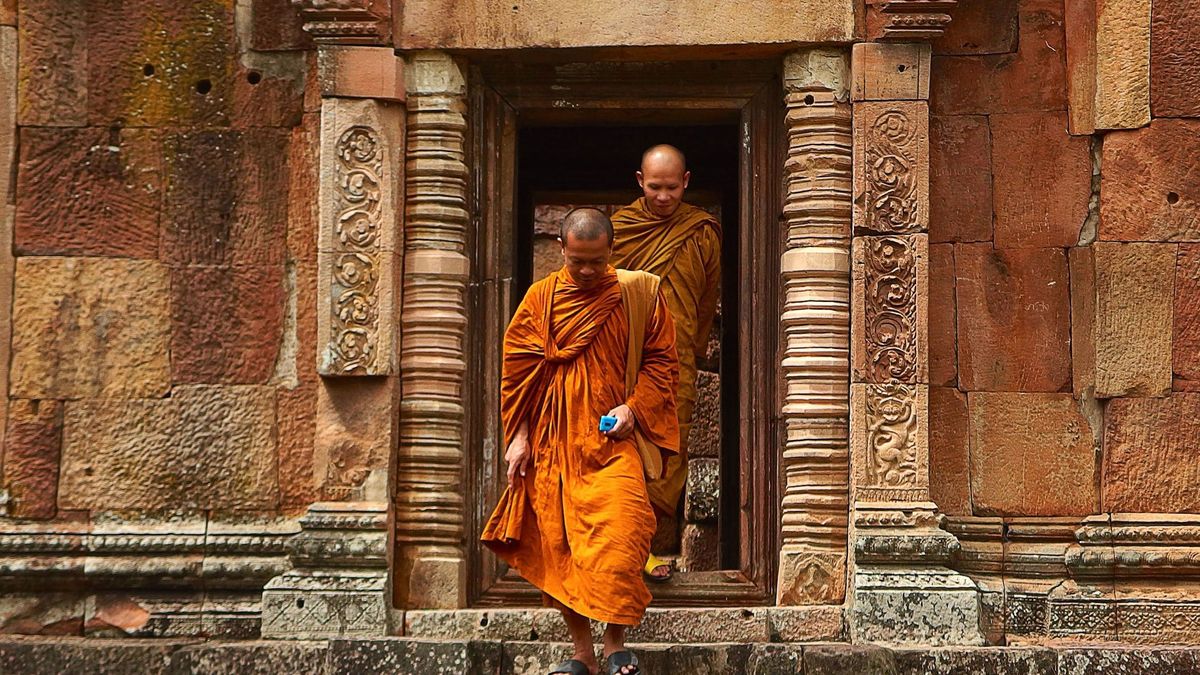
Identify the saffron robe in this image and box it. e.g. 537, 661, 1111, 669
481, 266, 680, 625
610, 198, 721, 514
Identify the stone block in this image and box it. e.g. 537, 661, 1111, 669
249, 0, 312, 51
687, 370, 721, 458
327, 638, 501, 674
894, 647, 1057, 673
1104, 395, 1200, 512
679, 523, 719, 572
1152, 0, 1200, 117
15, 127, 161, 258
630, 608, 769, 643
1093, 0, 1151, 130
314, 378, 396, 501
1065, 0, 1097, 135
288, 113, 320, 264
0, 0, 14, 25
0, 639, 181, 675
683, 457, 718, 523
0, 593, 84, 635
746, 644, 803, 675
767, 605, 844, 642
170, 641, 329, 675
930, 0, 1019, 55
278, 383, 318, 511
990, 111, 1092, 248
170, 264, 285, 385
85, 0, 236, 128
59, 385, 278, 510
1176, 245, 1200, 391
317, 47, 405, 101
2, 400, 62, 519
1101, 119, 1200, 242
931, 0, 1067, 114
0, 26, 15, 193
1071, 243, 1175, 398
10, 257, 171, 399
1059, 648, 1200, 674
804, 645, 896, 675
231, 54, 306, 129
162, 129, 289, 266
928, 244, 956, 387
17, 0, 87, 126
929, 387, 969, 516
851, 42, 931, 101
969, 392, 1097, 516
929, 115, 992, 244
851, 568, 983, 646
955, 245, 1071, 393
531, 236, 561, 283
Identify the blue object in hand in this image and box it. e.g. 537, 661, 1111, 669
599, 415, 618, 433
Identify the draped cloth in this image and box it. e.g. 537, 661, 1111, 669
611, 198, 721, 514
481, 266, 680, 625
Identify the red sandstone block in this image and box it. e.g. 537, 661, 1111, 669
930, 386, 970, 516
991, 111, 1092, 249
1176, 245, 1200, 391
170, 264, 285, 385
232, 58, 306, 129
287, 113, 320, 264
2, 400, 63, 519
969, 392, 1098, 517
278, 383, 317, 511
162, 129, 289, 266
929, 243, 957, 387
17, 0, 87, 125
931, 0, 1067, 114
1, 0, 16, 26
1105, 395, 1200, 513
249, 0, 311, 51
1151, 0, 1200, 118
955, 244, 1071, 392
15, 127, 161, 258
930, 115, 992, 243
931, 0, 1019, 56
1101, 119, 1200, 242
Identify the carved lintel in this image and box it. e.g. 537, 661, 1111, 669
879, 0, 958, 41
290, 0, 391, 45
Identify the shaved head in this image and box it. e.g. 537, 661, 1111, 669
637, 144, 691, 218
641, 144, 687, 174
560, 207, 614, 247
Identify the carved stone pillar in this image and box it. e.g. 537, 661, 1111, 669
847, 42, 982, 645
776, 48, 853, 606
393, 51, 469, 609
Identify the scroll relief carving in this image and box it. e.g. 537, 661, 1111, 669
290, 0, 390, 43
865, 382, 919, 489
864, 110, 920, 234
327, 126, 382, 375
864, 236, 917, 383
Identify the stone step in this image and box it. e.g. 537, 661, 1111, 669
3, 637, 1200, 675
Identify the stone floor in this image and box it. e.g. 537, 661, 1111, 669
2, 637, 1200, 674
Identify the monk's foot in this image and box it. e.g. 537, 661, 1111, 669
571, 651, 599, 675
603, 650, 640, 674
643, 553, 673, 582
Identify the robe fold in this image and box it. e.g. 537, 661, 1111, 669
482, 266, 680, 625
610, 198, 721, 514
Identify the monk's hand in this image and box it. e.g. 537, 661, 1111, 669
603, 404, 637, 440
505, 434, 531, 488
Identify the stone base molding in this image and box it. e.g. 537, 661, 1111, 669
261, 502, 394, 639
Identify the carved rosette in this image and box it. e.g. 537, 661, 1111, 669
862, 108, 920, 234
290, 0, 391, 45
878, 0, 957, 41
863, 236, 917, 383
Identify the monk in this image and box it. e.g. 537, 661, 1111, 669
482, 208, 680, 675
611, 144, 721, 581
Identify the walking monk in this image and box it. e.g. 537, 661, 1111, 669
611, 145, 721, 581
482, 208, 680, 675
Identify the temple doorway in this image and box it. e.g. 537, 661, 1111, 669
465, 58, 782, 606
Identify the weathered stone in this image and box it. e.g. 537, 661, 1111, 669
10, 257, 171, 399
249, 0, 312, 52
851, 43, 931, 101
1101, 120, 1200, 242
328, 638, 501, 674
170, 264, 285, 385
1104, 395, 1200, 513
317, 47, 404, 101
288, 113, 320, 264
893, 647, 1056, 674
930, 0, 1018, 55
932, 0, 1067, 114
1093, 0, 1151, 130
679, 523, 719, 571
768, 606, 844, 642
687, 370, 720, 458
277, 382, 318, 511
1151, 0, 1200, 118
1176, 245, 1200, 392
928, 244, 956, 387
17, 0, 87, 125
745, 644, 803, 675
231, 54, 306, 129
162, 129, 289, 266
955, 245, 1071, 393
59, 385, 278, 510
1059, 648, 1200, 675
531, 235, 561, 283
398, 1, 855, 49
804, 644, 897, 674
990, 111, 1092, 248
969, 392, 1097, 516
0, 638, 182, 675
0, 0, 14, 25
683, 457, 718, 523
1071, 243, 1175, 398
631, 608, 769, 643
314, 379, 395, 501
851, 567, 984, 646
169, 641, 329, 675
929, 387, 969, 516
2, 400, 62, 519
929, 115, 992, 244
0, 594, 84, 635
1064, 0, 1097, 135
15, 127, 161, 257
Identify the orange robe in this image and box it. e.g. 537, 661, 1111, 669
482, 266, 680, 625
611, 198, 721, 514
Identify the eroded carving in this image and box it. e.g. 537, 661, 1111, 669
290, 0, 391, 44
863, 109, 920, 234
864, 383, 919, 488
863, 236, 917, 382
878, 0, 957, 41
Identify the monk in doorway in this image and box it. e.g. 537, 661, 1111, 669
482, 208, 680, 675
611, 144, 722, 582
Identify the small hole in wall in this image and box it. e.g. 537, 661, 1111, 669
898, 64, 908, 72
479, 615, 489, 627
247, 70, 262, 85
740, 609, 754, 619
143, 64, 155, 77
195, 79, 212, 95
803, 94, 815, 106
296, 599, 305, 609
1168, 191, 1180, 204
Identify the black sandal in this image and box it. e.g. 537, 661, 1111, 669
607, 650, 640, 674
549, 659, 592, 675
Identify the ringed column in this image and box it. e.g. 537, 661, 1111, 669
776, 48, 853, 606
847, 42, 982, 645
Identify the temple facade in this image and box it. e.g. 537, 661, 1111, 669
0, 0, 1198, 664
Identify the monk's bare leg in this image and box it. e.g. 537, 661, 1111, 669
603, 624, 639, 674
560, 606, 599, 674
